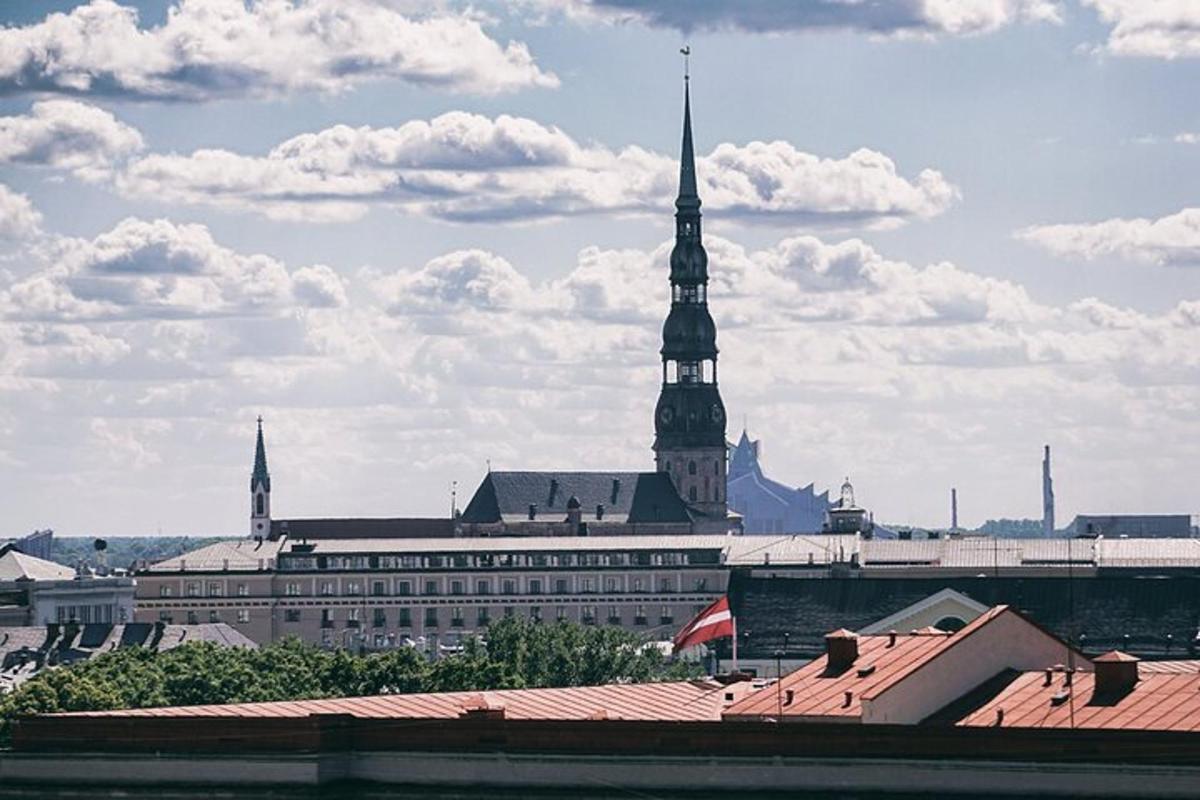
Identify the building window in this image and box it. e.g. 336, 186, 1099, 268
285, 609, 301, 623
581, 605, 597, 624
285, 582, 300, 596
321, 609, 334, 628
632, 578, 644, 593
477, 607, 491, 626
689, 486, 697, 501
321, 629, 333, 645
424, 608, 439, 628
607, 605, 620, 624
605, 577, 618, 593
530, 606, 542, 623
501, 579, 516, 595
503, 606, 516, 618
451, 607, 465, 628
660, 605, 674, 625
348, 607, 361, 622
207, 582, 222, 597
659, 578, 674, 593
373, 609, 387, 628
476, 579, 491, 595
424, 580, 439, 596
693, 578, 708, 592
158, 611, 172, 622
186, 582, 200, 597
634, 605, 647, 625
159, 585, 173, 598
236, 609, 250, 624
398, 608, 412, 628
580, 577, 594, 594
528, 579, 542, 595
346, 581, 361, 596
320, 581, 334, 596
555, 578, 569, 594
450, 580, 465, 596
208, 610, 219, 623
374, 634, 386, 648
236, 584, 249, 597
255, 493, 264, 515
556, 606, 568, 622
372, 581, 387, 597
396, 580, 412, 596
688, 460, 697, 475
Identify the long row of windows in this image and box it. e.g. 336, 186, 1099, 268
278, 576, 710, 598
160, 581, 253, 598
279, 549, 719, 572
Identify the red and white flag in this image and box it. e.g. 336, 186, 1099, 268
672, 596, 734, 653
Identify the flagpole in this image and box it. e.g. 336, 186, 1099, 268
731, 613, 739, 672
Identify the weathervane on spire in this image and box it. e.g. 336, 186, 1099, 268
680, 46, 690, 81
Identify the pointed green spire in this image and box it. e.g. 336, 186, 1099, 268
676, 80, 700, 210
251, 415, 270, 492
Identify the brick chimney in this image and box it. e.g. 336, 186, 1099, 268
1093, 650, 1139, 695
825, 628, 859, 672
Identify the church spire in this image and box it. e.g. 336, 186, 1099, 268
250, 416, 272, 539
251, 415, 270, 493
677, 78, 699, 209
653, 53, 728, 531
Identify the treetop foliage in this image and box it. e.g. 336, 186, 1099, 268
0, 617, 697, 744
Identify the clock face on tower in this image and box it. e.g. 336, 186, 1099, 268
711, 404, 724, 423
658, 406, 675, 425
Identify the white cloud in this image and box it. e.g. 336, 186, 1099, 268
115, 112, 957, 226
1017, 208, 1200, 267
1, 217, 347, 321
1175, 132, 1200, 145
0, 100, 144, 179
0, 0, 557, 101
0, 184, 43, 240
1081, 0, 1200, 59
524, 0, 1062, 36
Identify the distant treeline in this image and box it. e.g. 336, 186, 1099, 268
49, 536, 226, 571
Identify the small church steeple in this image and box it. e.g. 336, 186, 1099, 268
653, 51, 728, 529
250, 416, 271, 539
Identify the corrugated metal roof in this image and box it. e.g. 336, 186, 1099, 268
958, 670, 1200, 731
725, 535, 858, 567
0, 548, 75, 581
58, 679, 737, 722
1140, 660, 1200, 674
1096, 537, 1200, 568
278, 534, 734, 555
145, 539, 286, 572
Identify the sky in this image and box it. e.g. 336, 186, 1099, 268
1, 0, 1199, 537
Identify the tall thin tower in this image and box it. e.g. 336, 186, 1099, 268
652, 55, 728, 523
1042, 445, 1055, 537
951, 488, 958, 532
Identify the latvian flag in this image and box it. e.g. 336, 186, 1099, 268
672, 596, 734, 653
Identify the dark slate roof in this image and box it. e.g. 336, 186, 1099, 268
460, 471, 691, 525
271, 518, 454, 540
727, 572, 1200, 661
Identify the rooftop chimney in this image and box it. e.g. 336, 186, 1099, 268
825, 628, 859, 672
1093, 650, 1140, 695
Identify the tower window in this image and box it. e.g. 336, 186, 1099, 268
689, 486, 697, 501
255, 493, 264, 515
688, 460, 697, 475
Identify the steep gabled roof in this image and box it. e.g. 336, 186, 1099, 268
460, 471, 691, 525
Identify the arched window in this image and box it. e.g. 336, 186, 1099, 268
714, 460, 720, 475
255, 493, 264, 516
688, 486, 697, 501
688, 460, 697, 475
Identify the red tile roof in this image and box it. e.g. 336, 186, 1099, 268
56, 679, 743, 723
1141, 660, 1200, 675
722, 611, 1007, 721
958, 670, 1200, 732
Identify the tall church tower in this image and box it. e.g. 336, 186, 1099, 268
250, 416, 271, 540
653, 73, 728, 522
